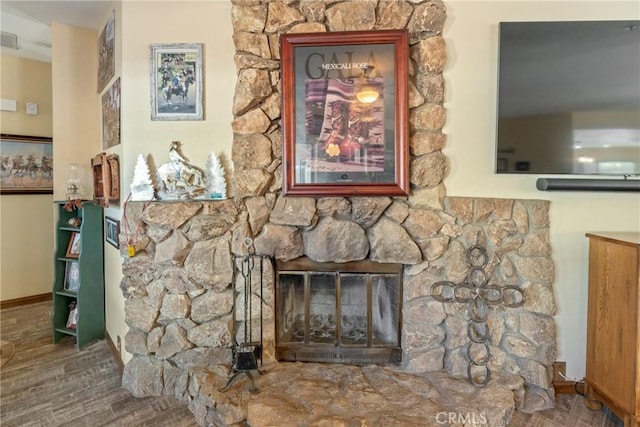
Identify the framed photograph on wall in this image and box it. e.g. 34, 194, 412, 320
97, 11, 115, 93
105, 216, 120, 249
0, 134, 53, 194
150, 43, 203, 121
281, 30, 409, 196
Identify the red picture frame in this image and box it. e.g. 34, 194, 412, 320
281, 30, 409, 197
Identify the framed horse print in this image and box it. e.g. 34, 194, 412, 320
150, 43, 203, 121
281, 30, 409, 196
102, 77, 121, 149
0, 134, 53, 194
97, 11, 115, 93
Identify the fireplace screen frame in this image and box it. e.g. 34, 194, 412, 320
275, 257, 403, 365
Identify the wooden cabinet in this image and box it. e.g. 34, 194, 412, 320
585, 232, 640, 427
52, 201, 105, 350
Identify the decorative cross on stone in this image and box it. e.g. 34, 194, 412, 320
430, 245, 525, 387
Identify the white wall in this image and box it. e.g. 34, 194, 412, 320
443, 0, 640, 379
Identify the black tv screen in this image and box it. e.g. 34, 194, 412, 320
496, 20, 640, 175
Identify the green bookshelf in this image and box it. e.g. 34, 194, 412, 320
52, 201, 105, 350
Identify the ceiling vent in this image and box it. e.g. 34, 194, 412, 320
1, 32, 19, 50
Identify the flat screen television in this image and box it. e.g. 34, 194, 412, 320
496, 20, 640, 176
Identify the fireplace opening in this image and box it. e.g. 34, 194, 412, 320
275, 257, 402, 364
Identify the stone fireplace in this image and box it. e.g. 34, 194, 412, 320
120, 196, 556, 425
119, 1, 557, 426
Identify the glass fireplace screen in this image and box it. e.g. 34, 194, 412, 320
276, 258, 402, 364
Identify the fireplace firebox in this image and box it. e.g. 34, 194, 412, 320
275, 258, 402, 364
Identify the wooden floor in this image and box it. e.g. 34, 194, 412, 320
0, 301, 197, 427
0, 301, 625, 427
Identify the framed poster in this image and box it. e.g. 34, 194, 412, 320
102, 77, 121, 149
97, 11, 115, 93
0, 134, 53, 194
281, 30, 409, 196
150, 43, 203, 121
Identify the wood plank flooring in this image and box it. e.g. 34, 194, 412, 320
0, 301, 196, 427
0, 300, 625, 426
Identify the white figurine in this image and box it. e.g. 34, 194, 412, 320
156, 141, 206, 200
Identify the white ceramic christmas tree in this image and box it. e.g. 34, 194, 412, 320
205, 152, 227, 199
130, 153, 155, 201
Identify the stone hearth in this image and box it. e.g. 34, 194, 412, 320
191, 362, 524, 426
119, 1, 557, 425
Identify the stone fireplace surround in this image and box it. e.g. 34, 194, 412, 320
119, 1, 557, 425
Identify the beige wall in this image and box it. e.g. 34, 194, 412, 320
51, 23, 101, 199
0, 55, 53, 136
119, 0, 235, 191
0, 55, 53, 301
444, 0, 640, 379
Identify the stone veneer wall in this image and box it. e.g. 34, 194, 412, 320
120, 0, 558, 421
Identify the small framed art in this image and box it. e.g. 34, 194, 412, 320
64, 261, 80, 292
105, 216, 120, 249
66, 232, 81, 258
97, 11, 115, 93
102, 77, 121, 149
150, 43, 203, 121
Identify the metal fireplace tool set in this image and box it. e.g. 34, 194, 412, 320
220, 238, 266, 394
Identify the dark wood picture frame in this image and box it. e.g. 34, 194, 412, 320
281, 29, 409, 197
0, 134, 53, 194
105, 216, 120, 249
66, 232, 81, 259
